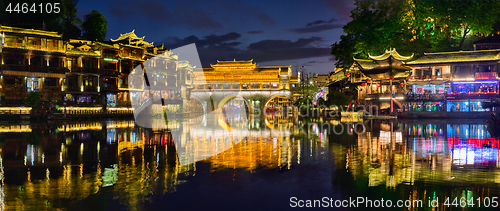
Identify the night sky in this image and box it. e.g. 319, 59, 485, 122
76, 0, 356, 74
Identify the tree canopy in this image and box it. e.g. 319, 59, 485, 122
293, 70, 319, 108
82, 10, 108, 41
331, 0, 500, 70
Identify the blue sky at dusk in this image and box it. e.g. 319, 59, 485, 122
76, 0, 356, 74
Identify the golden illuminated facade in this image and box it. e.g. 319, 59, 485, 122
0, 26, 172, 110
195, 60, 294, 91
190, 60, 298, 113
0, 26, 66, 104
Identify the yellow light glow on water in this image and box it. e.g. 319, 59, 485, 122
106, 120, 135, 129
57, 107, 102, 111
0, 107, 32, 111
107, 107, 134, 111
57, 122, 103, 132
0, 124, 32, 132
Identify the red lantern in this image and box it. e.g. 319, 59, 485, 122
377, 84, 381, 87
400, 83, 404, 86
345, 73, 350, 77
366, 78, 370, 82
361, 83, 366, 87
389, 77, 394, 80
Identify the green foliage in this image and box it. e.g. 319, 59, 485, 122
293, 72, 319, 107
23, 132, 41, 145
326, 91, 352, 107
331, 0, 500, 70
82, 10, 108, 41
60, 0, 82, 40
0, 94, 5, 106
22, 91, 42, 107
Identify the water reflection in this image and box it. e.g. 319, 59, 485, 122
0, 115, 328, 210
336, 119, 500, 210
1, 117, 499, 210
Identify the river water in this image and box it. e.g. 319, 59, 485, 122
0, 116, 499, 210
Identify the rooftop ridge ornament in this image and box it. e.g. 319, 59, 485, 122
368, 48, 414, 61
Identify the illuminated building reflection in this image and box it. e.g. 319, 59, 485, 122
0, 116, 326, 210
336, 120, 500, 209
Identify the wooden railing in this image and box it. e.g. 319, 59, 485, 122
475, 72, 497, 80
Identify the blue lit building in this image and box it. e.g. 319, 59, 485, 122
349, 48, 500, 117
404, 49, 499, 117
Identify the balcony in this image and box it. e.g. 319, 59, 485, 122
1, 64, 29, 71
364, 93, 407, 101
103, 69, 119, 76
84, 86, 98, 92
102, 84, 119, 91
405, 93, 446, 101
475, 72, 498, 80
445, 93, 498, 100
408, 75, 450, 80
30, 66, 66, 74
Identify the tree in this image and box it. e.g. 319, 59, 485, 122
60, 0, 82, 40
293, 68, 319, 108
331, 0, 500, 70
0, 94, 5, 106
22, 91, 42, 107
82, 10, 108, 41
326, 91, 352, 107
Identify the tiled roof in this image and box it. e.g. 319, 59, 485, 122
407, 49, 500, 65
368, 48, 413, 61
0, 26, 61, 38
353, 59, 379, 70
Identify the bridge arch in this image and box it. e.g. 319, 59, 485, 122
188, 97, 205, 113
264, 95, 292, 109
218, 95, 250, 112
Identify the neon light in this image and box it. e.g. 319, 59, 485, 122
452, 81, 498, 84
448, 92, 498, 95
103, 58, 118, 62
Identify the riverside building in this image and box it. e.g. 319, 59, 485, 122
347, 48, 499, 118
0, 26, 186, 114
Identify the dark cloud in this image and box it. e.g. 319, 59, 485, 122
289, 18, 343, 34
248, 37, 323, 51
323, 0, 356, 21
109, 0, 223, 29
288, 24, 344, 34
306, 18, 337, 27
159, 35, 330, 67
161, 32, 242, 49
246, 30, 265, 34
257, 14, 276, 25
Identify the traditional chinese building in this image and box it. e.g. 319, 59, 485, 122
0, 26, 66, 105
348, 48, 500, 117
0, 26, 172, 114
349, 48, 413, 113
64, 39, 101, 105
191, 60, 297, 113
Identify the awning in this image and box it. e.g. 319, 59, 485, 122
407, 81, 431, 86
430, 80, 448, 85
1, 70, 66, 78
406, 80, 449, 86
